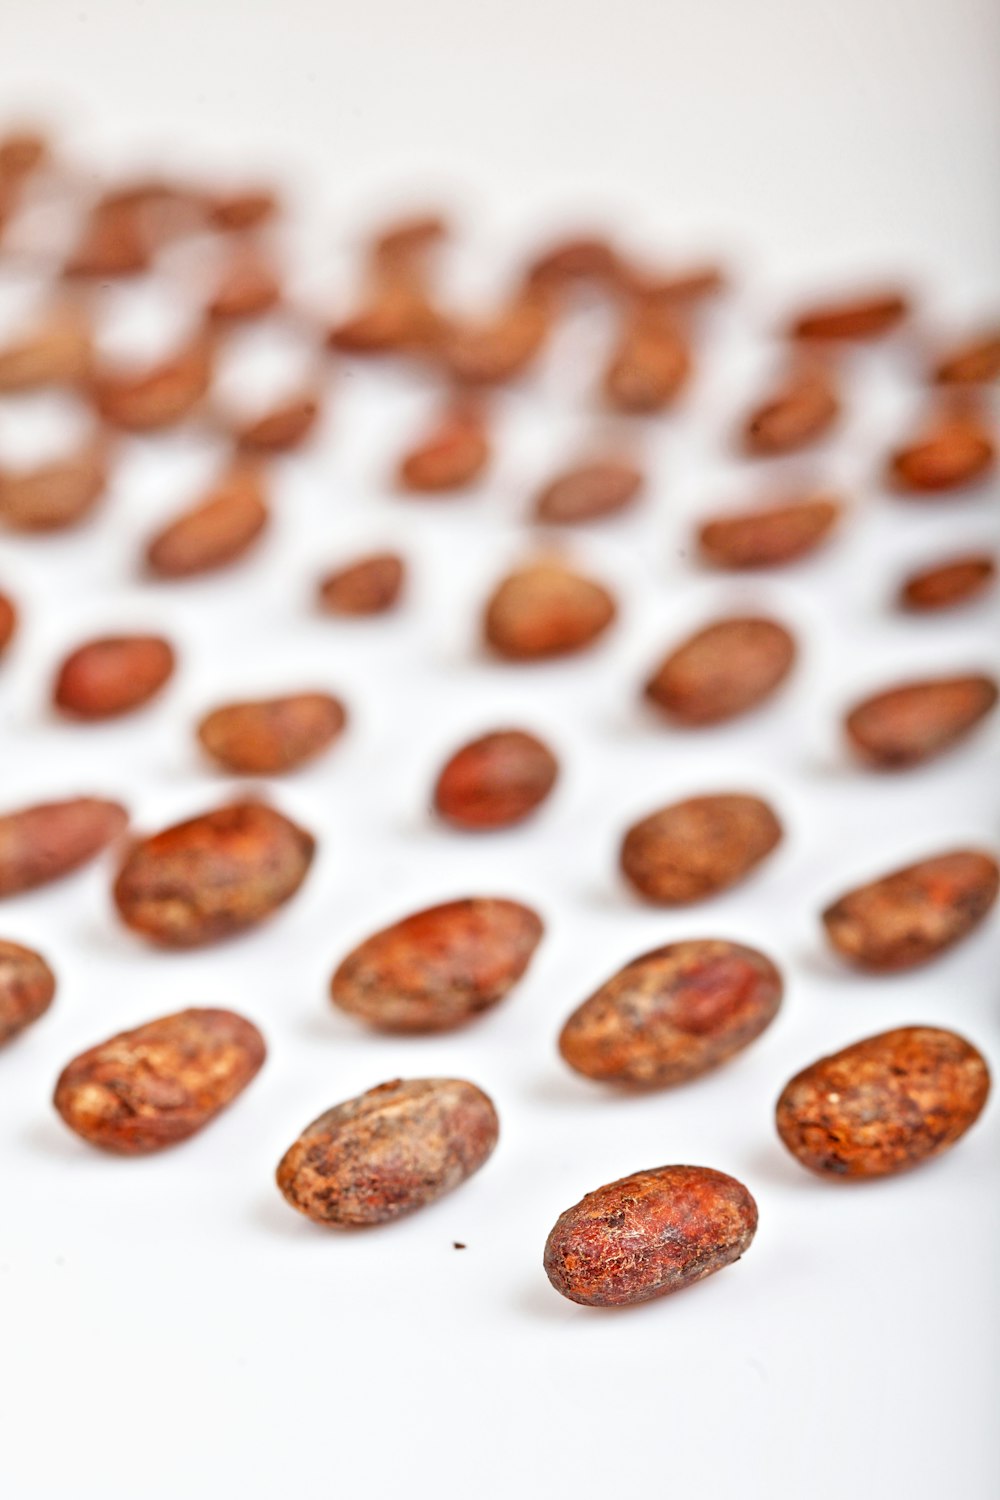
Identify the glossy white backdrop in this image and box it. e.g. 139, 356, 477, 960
0, 3, 998, 1498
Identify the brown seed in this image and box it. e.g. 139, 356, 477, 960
397, 403, 490, 492
328, 282, 446, 357
620, 793, 782, 904
208, 190, 279, 232
525, 236, 621, 291
559, 940, 782, 1088
276, 1077, 498, 1227
198, 693, 347, 775
742, 362, 840, 455
371, 213, 449, 270
95, 180, 206, 247
645, 617, 796, 725
790, 290, 909, 341
0, 306, 92, 392
544, 1165, 758, 1308
845, 675, 998, 768
888, 404, 995, 493
53, 1007, 265, 1154
64, 201, 152, 278
934, 329, 1000, 385
618, 262, 728, 308
442, 291, 551, 385
775, 1026, 990, 1179
697, 495, 841, 570
317, 552, 405, 616
0, 940, 56, 1046
434, 729, 558, 830
113, 801, 314, 949
0, 435, 109, 532
0, 591, 16, 656
603, 309, 691, 413
822, 850, 999, 972
330, 897, 543, 1033
145, 466, 268, 578
0, 130, 49, 180
207, 247, 282, 321
898, 553, 996, 612
53, 635, 175, 721
484, 561, 616, 660
235, 393, 319, 453
92, 335, 213, 431
534, 459, 643, 525
0, 797, 128, 897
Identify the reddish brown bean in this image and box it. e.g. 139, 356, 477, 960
92, 335, 213, 431
397, 402, 490, 492
235, 393, 319, 453
0, 591, 17, 657
0, 130, 49, 180
0, 436, 109, 532
603, 309, 691, 413
544, 1165, 758, 1308
328, 282, 446, 357
697, 496, 841, 570
208, 189, 278, 232
620, 793, 782, 904
933, 329, 1000, 385
65, 201, 152, 278
534, 459, 643, 525
145, 467, 268, 578
525, 236, 621, 291
197, 693, 346, 775
645, 617, 796, 725
0, 797, 127, 897
371, 213, 449, 269
898, 554, 996, 612
433, 730, 558, 830
742, 362, 839, 455
775, 1027, 989, 1179
888, 404, 995, 493
618, 262, 727, 308
113, 801, 315, 949
559, 939, 782, 1088
317, 553, 405, 615
330, 897, 543, 1033
275, 1077, 499, 1227
442, 291, 551, 385
54, 1008, 266, 1154
0, 940, 56, 1046
0, 306, 91, 392
53, 635, 175, 721
822, 850, 999, 972
790, 290, 909, 341
484, 561, 616, 660
845, 675, 998, 768
208, 247, 281, 321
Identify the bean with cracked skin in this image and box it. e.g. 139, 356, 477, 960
559, 939, 782, 1088
331, 897, 543, 1032
54, 1007, 265, 1153
822, 849, 998, 972
276, 1077, 499, 1226
113, 801, 315, 948
775, 1027, 989, 1179
544, 1165, 758, 1307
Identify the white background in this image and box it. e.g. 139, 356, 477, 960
0, 3, 998, 1497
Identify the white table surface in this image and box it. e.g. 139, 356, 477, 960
0, 3, 998, 1497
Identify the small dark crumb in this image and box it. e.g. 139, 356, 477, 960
453, 1241, 466, 1250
